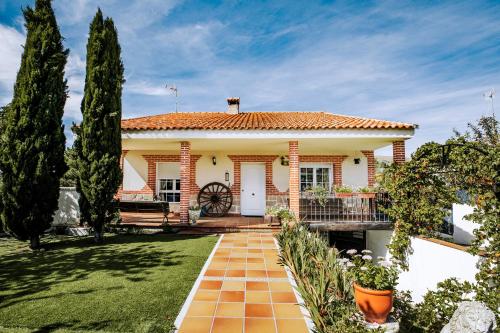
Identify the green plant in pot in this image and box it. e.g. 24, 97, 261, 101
265, 205, 295, 226
357, 186, 377, 199
346, 249, 399, 324
334, 185, 353, 198
305, 185, 330, 207
188, 205, 201, 224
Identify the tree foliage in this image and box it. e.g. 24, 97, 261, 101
0, 0, 67, 249
382, 115, 499, 313
77, 9, 123, 242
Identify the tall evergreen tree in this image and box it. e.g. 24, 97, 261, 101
0, 0, 68, 249
78, 9, 123, 242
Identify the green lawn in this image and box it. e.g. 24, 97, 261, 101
0, 233, 218, 333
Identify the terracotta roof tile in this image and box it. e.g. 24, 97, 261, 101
121, 112, 415, 131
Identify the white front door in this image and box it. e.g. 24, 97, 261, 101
240, 163, 266, 216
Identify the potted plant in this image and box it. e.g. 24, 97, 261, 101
357, 186, 377, 199
334, 185, 353, 198
265, 205, 295, 226
305, 185, 330, 207
346, 249, 399, 324
188, 205, 201, 224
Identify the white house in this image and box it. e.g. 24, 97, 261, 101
119, 97, 415, 225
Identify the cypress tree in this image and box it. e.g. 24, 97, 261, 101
0, 0, 68, 249
78, 9, 124, 243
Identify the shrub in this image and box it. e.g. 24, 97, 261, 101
304, 185, 330, 207
276, 223, 372, 332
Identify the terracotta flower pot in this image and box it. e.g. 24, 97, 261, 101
357, 192, 377, 199
335, 192, 353, 198
353, 283, 393, 324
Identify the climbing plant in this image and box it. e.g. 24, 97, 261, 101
381, 115, 499, 313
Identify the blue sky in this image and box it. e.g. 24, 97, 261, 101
1, 0, 499, 155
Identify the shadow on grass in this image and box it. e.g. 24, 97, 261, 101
0, 234, 206, 310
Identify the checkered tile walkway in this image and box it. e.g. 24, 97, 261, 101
176, 233, 310, 333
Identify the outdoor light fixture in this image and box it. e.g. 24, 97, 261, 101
212, 156, 217, 165
354, 158, 360, 165
225, 171, 230, 182
280, 156, 290, 166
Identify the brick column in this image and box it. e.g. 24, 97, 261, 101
288, 141, 300, 220
180, 142, 191, 223
393, 140, 406, 164
362, 150, 375, 187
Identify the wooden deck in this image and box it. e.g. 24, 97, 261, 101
117, 212, 280, 233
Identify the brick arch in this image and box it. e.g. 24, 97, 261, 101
298, 155, 347, 186
227, 155, 283, 195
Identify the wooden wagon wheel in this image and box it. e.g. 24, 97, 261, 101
197, 182, 233, 217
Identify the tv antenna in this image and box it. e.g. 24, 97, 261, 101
166, 84, 179, 112
482, 88, 495, 118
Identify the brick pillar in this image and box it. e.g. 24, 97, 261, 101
362, 150, 375, 187
393, 141, 406, 164
288, 141, 300, 220
180, 141, 191, 223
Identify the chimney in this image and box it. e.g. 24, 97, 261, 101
227, 97, 240, 114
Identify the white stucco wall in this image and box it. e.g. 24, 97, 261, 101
342, 154, 369, 189
123, 151, 148, 190
366, 230, 480, 303
452, 203, 477, 245
273, 158, 289, 192
196, 153, 234, 189
53, 187, 80, 226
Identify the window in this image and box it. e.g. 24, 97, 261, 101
300, 166, 332, 191
158, 178, 181, 202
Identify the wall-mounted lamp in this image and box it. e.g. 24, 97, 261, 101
280, 156, 290, 166
225, 171, 230, 182
212, 156, 217, 165
354, 158, 360, 165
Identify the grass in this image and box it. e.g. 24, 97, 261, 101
0, 233, 218, 333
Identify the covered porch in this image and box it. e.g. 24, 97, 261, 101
120, 131, 409, 227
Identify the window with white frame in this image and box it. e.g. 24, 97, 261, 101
300, 165, 332, 191
156, 162, 181, 202
158, 179, 181, 202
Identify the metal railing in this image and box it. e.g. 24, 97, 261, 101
299, 192, 391, 223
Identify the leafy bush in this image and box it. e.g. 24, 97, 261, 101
265, 205, 295, 222
276, 223, 373, 332
334, 185, 353, 193
345, 249, 399, 290
304, 185, 330, 207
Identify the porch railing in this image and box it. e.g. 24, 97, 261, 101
299, 192, 391, 223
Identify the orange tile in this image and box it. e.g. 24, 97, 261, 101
199, 280, 223, 290
245, 304, 273, 317
273, 304, 304, 319
215, 302, 245, 317
271, 292, 297, 303
220, 291, 245, 302
247, 270, 267, 278
231, 248, 247, 253
247, 258, 264, 263
227, 262, 246, 269
245, 318, 277, 333
276, 319, 308, 333
178, 317, 212, 333
186, 301, 217, 317
269, 282, 293, 292
212, 257, 229, 262
212, 317, 243, 333
208, 262, 227, 270
267, 270, 287, 278
193, 290, 219, 302
229, 258, 246, 263
226, 269, 246, 278
205, 269, 225, 277
221, 281, 245, 291
248, 249, 263, 253
246, 291, 271, 304
246, 281, 269, 291
247, 263, 266, 270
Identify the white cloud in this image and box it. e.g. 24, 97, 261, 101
0, 24, 24, 104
